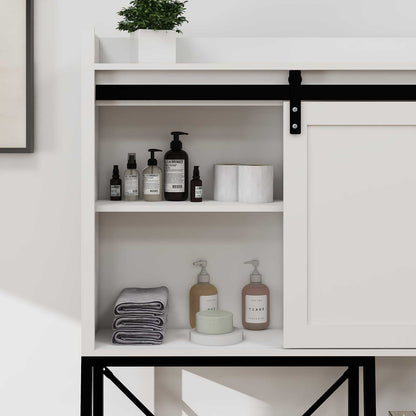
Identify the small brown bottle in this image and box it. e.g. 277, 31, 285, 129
190, 166, 202, 202
110, 165, 122, 201
242, 260, 270, 330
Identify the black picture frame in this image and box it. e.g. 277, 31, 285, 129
0, 0, 34, 153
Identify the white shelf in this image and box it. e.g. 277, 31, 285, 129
94, 61, 416, 71
93, 328, 416, 357
94, 328, 282, 357
96, 100, 283, 107
96, 200, 284, 213
94, 63, 290, 71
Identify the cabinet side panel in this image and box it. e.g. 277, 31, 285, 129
81, 30, 96, 355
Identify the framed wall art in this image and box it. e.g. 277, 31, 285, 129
0, 0, 34, 153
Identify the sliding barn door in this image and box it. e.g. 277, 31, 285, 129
284, 102, 416, 348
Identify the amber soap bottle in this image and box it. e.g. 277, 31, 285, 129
189, 260, 218, 328
242, 260, 270, 330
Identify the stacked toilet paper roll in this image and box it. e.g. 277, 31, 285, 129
214, 165, 239, 202
214, 164, 274, 203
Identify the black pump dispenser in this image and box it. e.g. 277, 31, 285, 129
170, 131, 188, 150
147, 149, 162, 166
127, 153, 137, 169
164, 131, 189, 201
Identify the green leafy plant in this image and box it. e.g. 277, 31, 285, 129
117, 0, 188, 34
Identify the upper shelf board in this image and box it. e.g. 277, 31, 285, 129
96, 200, 284, 213
94, 62, 416, 71
96, 100, 283, 107
91, 34, 416, 71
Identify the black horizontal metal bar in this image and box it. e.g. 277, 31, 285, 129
96, 84, 416, 102
96, 84, 289, 101
103, 367, 154, 416
300, 84, 416, 101
83, 356, 371, 367
302, 369, 350, 416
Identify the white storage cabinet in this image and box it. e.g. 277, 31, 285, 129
82, 32, 416, 358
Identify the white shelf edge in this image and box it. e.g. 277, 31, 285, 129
94, 63, 293, 71
96, 100, 283, 107
90, 328, 416, 357
95, 200, 284, 213
94, 63, 416, 71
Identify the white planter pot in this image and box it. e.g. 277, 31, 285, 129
238, 165, 274, 203
130, 29, 176, 63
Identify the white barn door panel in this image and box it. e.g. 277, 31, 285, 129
284, 101, 416, 348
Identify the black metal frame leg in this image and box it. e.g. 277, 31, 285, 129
348, 365, 359, 416
93, 364, 104, 416
363, 357, 376, 416
81, 358, 92, 416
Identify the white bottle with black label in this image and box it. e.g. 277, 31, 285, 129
124, 153, 139, 201
143, 149, 163, 202
164, 131, 189, 201
189, 260, 218, 328
242, 260, 270, 330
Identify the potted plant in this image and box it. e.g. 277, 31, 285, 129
117, 0, 188, 63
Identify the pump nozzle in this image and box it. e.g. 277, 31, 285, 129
193, 260, 210, 283
112, 165, 120, 178
127, 153, 137, 169
147, 148, 162, 166
244, 259, 262, 283
170, 131, 188, 150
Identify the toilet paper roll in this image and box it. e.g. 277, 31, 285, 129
214, 164, 238, 202
238, 165, 274, 203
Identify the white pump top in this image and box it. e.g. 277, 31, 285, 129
193, 260, 210, 283
244, 260, 262, 283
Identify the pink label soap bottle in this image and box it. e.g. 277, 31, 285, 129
242, 260, 270, 330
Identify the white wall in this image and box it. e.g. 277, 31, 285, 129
1, 1, 416, 415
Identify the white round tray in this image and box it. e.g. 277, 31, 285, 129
189, 328, 243, 346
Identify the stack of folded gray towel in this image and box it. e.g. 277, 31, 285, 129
112, 286, 169, 345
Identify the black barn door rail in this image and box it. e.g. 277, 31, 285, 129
95, 83, 416, 101
96, 84, 291, 101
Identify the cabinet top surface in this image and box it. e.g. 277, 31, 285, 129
92, 34, 416, 71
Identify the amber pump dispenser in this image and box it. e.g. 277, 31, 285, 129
189, 260, 218, 328
242, 260, 270, 330
164, 131, 189, 201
